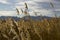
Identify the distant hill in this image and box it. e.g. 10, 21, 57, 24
0, 16, 20, 21
23, 16, 51, 20
0, 16, 52, 21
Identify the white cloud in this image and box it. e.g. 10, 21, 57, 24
0, 11, 17, 16
0, 0, 9, 4
55, 9, 60, 11
16, 1, 36, 4
0, 10, 56, 17
33, 0, 50, 2
0, 0, 60, 17
15, 0, 56, 17
31, 9, 54, 17
0, 10, 25, 18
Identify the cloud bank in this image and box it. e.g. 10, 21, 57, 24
0, 0, 60, 17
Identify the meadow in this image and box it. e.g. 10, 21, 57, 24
0, 17, 60, 40
0, 2, 60, 40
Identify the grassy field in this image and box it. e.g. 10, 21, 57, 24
0, 17, 60, 40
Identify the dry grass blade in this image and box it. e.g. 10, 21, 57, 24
16, 8, 20, 15
24, 3, 28, 15
1, 33, 9, 39
21, 9, 23, 13
50, 2, 54, 8
25, 3, 28, 9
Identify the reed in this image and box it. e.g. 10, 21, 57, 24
0, 18, 60, 40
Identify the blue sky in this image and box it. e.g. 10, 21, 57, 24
0, 0, 60, 17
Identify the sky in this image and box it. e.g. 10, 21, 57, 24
0, 0, 60, 17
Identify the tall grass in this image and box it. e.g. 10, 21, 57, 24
0, 18, 60, 40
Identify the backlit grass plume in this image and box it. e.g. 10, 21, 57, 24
21, 9, 23, 13
24, 2, 31, 19
50, 2, 54, 8
16, 8, 20, 15
16, 3, 29, 17
24, 3, 29, 15
25, 2, 28, 9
